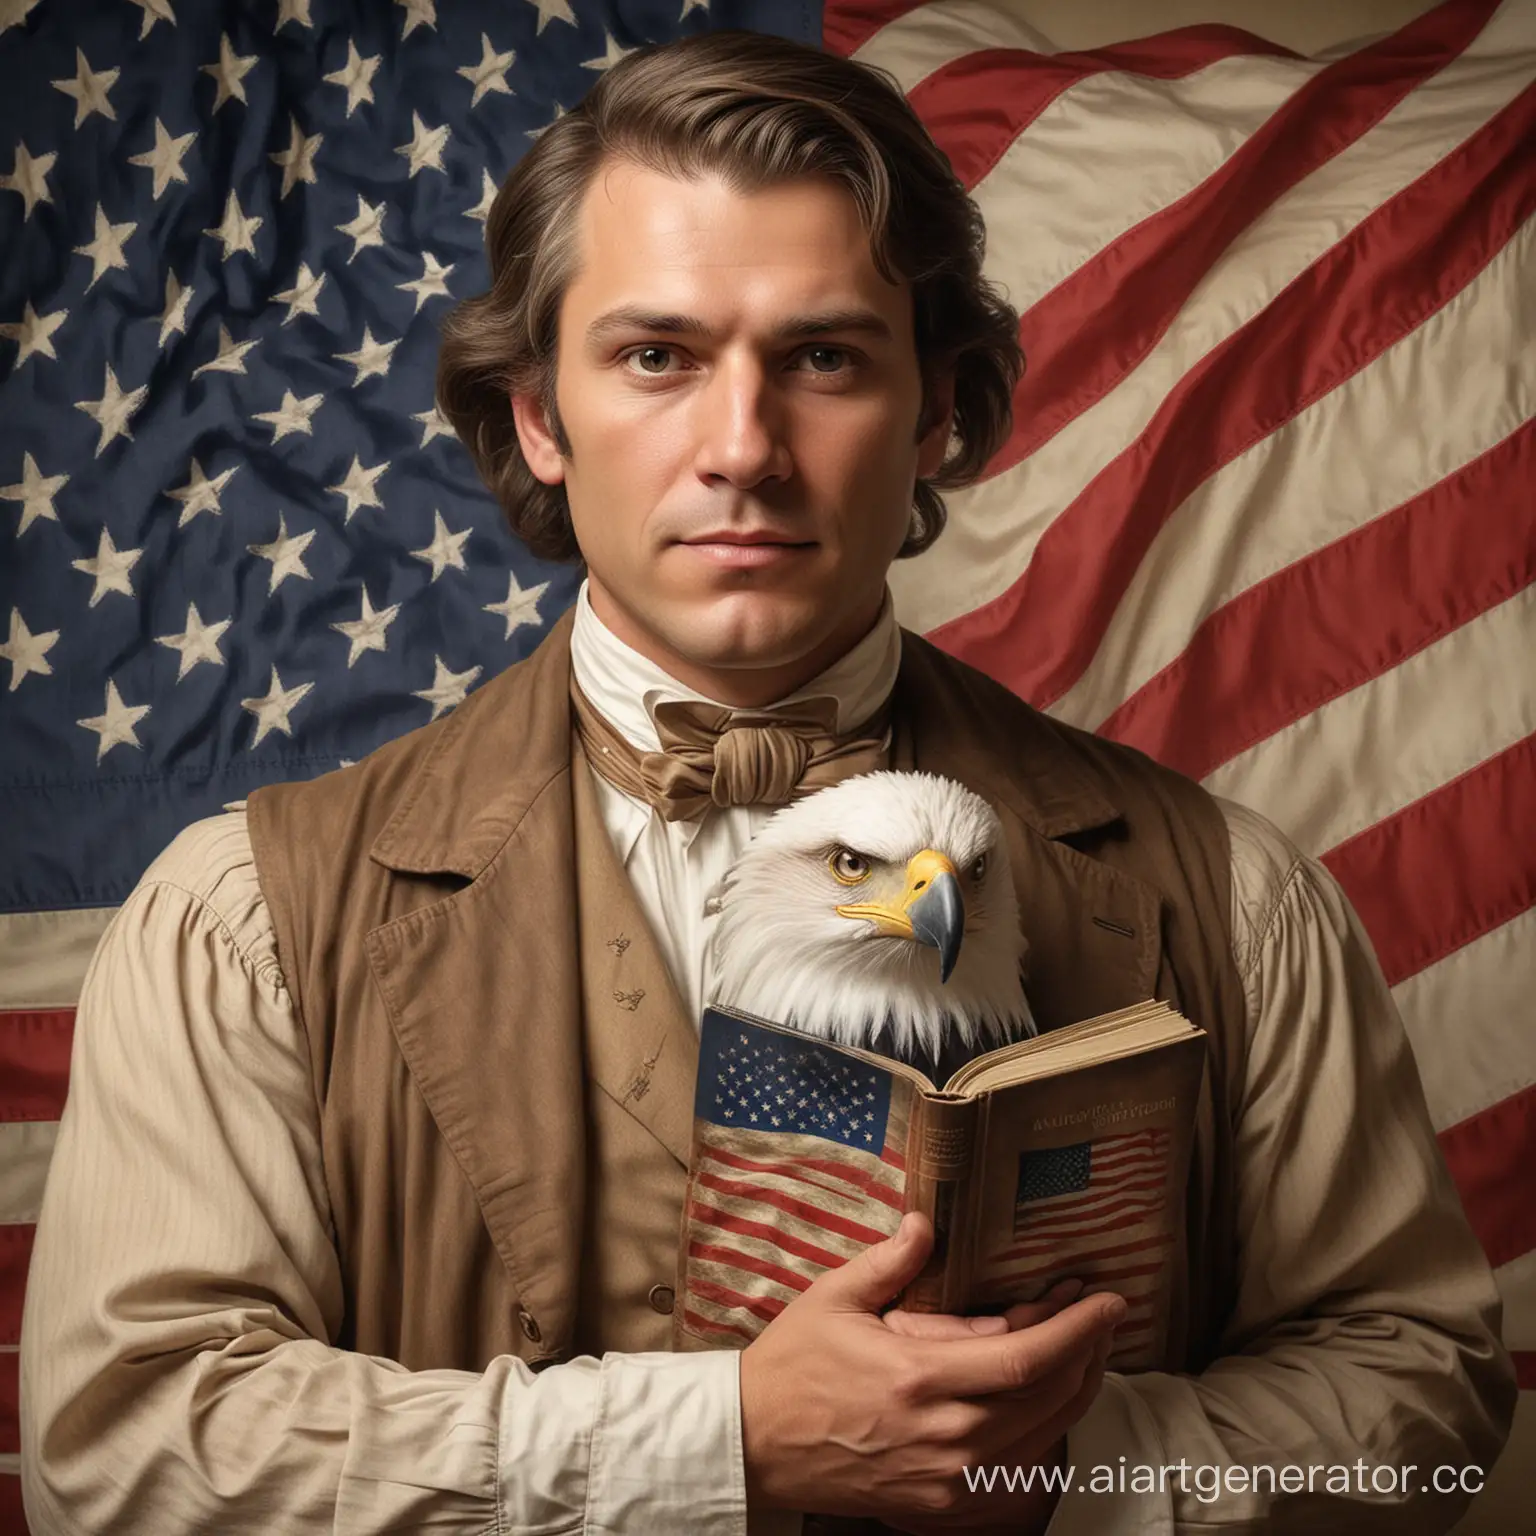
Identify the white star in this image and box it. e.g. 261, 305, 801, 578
272, 261, 325, 324
269, 115, 322, 198
0, 0, 42, 37
525, 102, 567, 142
0, 143, 55, 219
72, 204, 136, 289
395, 111, 450, 177
412, 403, 454, 446
192, 323, 259, 379
396, 0, 437, 38
396, 251, 453, 313
71, 526, 143, 607
274, 0, 313, 29
466, 166, 497, 224
125, 0, 176, 38
203, 189, 262, 259
323, 40, 380, 117
159, 270, 194, 348
52, 48, 119, 128
413, 655, 481, 721
0, 300, 67, 368
166, 458, 237, 526
483, 570, 549, 639
77, 679, 151, 762
458, 33, 515, 107
521, 0, 577, 34
252, 388, 323, 441
337, 194, 386, 261
0, 608, 58, 691
411, 510, 472, 582
241, 665, 314, 748
126, 118, 197, 200
327, 454, 389, 521
247, 513, 315, 593
202, 32, 258, 113
2, 452, 68, 535
580, 32, 637, 74
155, 602, 231, 680
335, 325, 398, 386
75, 364, 148, 455
330, 587, 400, 667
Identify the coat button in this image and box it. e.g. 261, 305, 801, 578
647, 1283, 675, 1315
517, 1306, 542, 1343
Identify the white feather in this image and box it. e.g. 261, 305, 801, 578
704, 771, 1035, 1065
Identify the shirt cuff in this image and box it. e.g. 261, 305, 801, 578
587, 1349, 747, 1535
1041, 1375, 1173, 1536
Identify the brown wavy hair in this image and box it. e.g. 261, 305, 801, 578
435, 28, 1024, 564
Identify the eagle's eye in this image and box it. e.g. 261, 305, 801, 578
969, 853, 987, 882
828, 848, 871, 884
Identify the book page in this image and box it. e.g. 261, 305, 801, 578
959, 1034, 1206, 1372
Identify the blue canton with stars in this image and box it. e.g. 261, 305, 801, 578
0, 0, 813, 913
697, 1008, 894, 1152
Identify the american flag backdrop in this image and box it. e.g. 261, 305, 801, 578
975, 1127, 1176, 1370
679, 1010, 911, 1345
0, 0, 1532, 1526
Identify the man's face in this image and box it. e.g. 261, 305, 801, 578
511, 157, 954, 704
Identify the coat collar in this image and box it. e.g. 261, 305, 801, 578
368, 603, 1124, 879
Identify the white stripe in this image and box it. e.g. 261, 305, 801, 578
1495, 1246, 1536, 1352
1201, 582, 1536, 855
0, 907, 117, 1009
0, 1119, 58, 1226
1051, 223, 1536, 734
1395, 905, 1536, 1131
890, 37, 1535, 636
851, 0, 1059, 88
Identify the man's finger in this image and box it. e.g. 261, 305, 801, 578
908, 1291, 1126, 1399
813, 1211, 933, 1314
882, 1309, 1010, 1340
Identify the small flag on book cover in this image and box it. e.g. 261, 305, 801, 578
975, 1127, 1176, 1368
679, 1010, 912, 1346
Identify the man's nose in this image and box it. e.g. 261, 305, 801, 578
692, 355, 794, 487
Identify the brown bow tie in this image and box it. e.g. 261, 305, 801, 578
570, 676, 891, 822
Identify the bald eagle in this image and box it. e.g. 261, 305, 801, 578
703, 771, 1036, 1082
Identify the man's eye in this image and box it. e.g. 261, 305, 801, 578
828, 848, 870, 883
620, 345, 858, 378
624, 346, 677, 376
799, 345, 854, 374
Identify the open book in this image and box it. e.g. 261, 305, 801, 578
674, 998, 1205, 1372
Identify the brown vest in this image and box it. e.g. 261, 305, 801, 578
246, 604, 1248, 1387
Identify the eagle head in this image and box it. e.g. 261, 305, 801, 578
703, 770, 1035, 1069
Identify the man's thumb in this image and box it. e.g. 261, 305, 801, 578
818, 1212, 933, 1312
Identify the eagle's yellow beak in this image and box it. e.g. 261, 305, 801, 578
835, 848, 966, 983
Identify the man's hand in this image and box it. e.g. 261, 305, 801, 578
739, 1211, 1124, 1530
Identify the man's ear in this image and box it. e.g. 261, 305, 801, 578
510, 389, 567, 486
915, 365, 957, 480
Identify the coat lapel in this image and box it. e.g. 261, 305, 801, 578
890, 627, 1167, 1029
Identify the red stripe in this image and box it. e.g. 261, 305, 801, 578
908, 28, 1296, 191
821, 0, 927, 58
1514, 1352, 1536, 1391
689, 1199, 849, 1271
0, 1009, 75, 1123
694, 1169, 892, 1245
982, 0, 1499, 477
687, 1274, 787, 1327
933, 78, 1536, 709
682, 1305, 756, 1345
1323, 732, 1536, 986
0, 1226, 35, 1347
993, 1258, 1172, 1289
701, 1143, 904, 1210
1436, 1083, 1536, 1272
986, 1229, 1173, 1268
690, 1238, 813, 1296
1101, 420, 1536, 775
0, 1348, 14, 1458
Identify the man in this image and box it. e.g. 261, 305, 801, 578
21, 28, 1514, 1536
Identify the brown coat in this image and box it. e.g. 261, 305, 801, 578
245, 604, 1247, 1381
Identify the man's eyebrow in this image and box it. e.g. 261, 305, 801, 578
583, 305, 895, 350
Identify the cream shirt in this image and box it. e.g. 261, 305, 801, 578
20, 584, 1512, 1535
